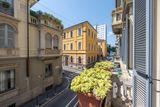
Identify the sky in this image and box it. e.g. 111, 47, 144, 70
32, 0, 116, 46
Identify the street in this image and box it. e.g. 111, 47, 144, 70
43, 70, 79, 107
21, 70, 79, 107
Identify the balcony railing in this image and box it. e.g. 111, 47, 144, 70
0, 48, 19, 57
0, 1, 14, 16
38, 48, 61, 57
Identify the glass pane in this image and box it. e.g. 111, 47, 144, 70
45, 34, 52, 49
45, 64, 52, 78
0, 71, 5, 92
8, 39, 14, 48
10, 69, 15, 88
0, 39, 5, 48
0, 24, 5, 38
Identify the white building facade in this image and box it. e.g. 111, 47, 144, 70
94, 24, 107, 40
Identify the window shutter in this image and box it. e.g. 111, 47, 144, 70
133, 0, 152, 107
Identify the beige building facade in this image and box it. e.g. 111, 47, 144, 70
0, 0, 63, 106
112, 0, 133, 107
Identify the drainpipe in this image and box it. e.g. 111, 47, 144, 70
26, 0, 30, 77
38, 12, 42, 53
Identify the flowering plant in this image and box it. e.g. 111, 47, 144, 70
94, 61, 114, 71
70, 67, 112, 99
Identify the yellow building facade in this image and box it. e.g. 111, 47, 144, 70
62, 21, 99, 69
98, 39, 107, 59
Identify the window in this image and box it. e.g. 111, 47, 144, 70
64, 44, 66, 50
78, 28, 82, 36
45, 20, 48, 25
88, 43, 90, 51
88, 29, 90, 36
70, 56, 73, 63
88, 57, 90, 63
78, 42, 82, 50
92, 32, 94, 38
0, 24, 15, 48
70, 31, 73, 38
91, 45, 93, 51
94, 56, 96, 61
91, 56, 93, 62
116, 13, 121, 21
78, 57, 81, 64
0, 69, 15, 93
45, 33, 52, 49
63, 33, 66, 39
53, 35, 58, 49
45, 64, 52, 78
70, 43, 73, 50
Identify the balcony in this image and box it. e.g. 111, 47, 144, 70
38, 48, 61, 58
125, 0, 132, 5
112, 7, 123, 34
0, 48, 19, 57
0, 1, 14, 16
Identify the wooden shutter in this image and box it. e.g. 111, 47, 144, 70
133, 0, 152, 107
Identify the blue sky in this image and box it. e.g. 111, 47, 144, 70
32, 0, 116, 46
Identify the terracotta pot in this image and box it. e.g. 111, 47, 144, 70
77, 93, 103, 107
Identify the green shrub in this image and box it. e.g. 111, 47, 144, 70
70, 68, 112, 99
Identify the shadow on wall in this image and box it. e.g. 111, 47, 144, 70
111, 74, 127, 107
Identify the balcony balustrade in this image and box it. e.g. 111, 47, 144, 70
38, 48, 61, 58
0, 48, 19, 57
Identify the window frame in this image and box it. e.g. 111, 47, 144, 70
0, 24, 16, 48
78, 42, 82, 50
70, 43, 73, 50
63, 44, 66, 50
52, 35, 59, 50
78, 28, 82, 36
45, 63, 53, 78
0, 69, 15, 94
78, 57, 82, 64
70, 30, 73, 38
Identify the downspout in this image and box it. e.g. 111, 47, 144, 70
26, 0, 30, 77
38, 12, 42, 53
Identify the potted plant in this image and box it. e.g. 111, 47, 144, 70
70, 68, 112, 107
94, 61, 114, 71
1, 1, 10, 9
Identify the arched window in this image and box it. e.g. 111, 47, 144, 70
70, 56, 73, 63
0, 24, 15, 48
45, 33, 52, 49
78, 57, 81, 64
53, 35, 58, 49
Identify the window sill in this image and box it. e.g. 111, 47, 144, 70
0, 88, 18, 102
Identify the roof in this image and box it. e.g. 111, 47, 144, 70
64, 21, 97, 32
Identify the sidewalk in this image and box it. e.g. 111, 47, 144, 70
20, 77, 69, 107
62, 66, 83, 74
